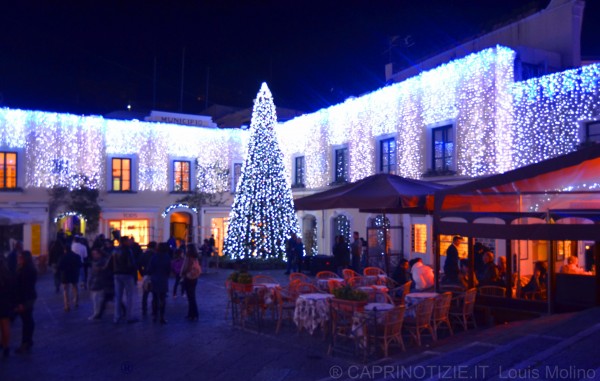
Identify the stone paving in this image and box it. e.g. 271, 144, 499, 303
1, 268, 600, 381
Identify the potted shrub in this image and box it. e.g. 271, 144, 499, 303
228, 271, 253, 292
332, 285, 368, 312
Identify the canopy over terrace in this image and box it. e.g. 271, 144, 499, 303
294, 173, 447, 213
294, 173, 447, 273
434, 144, 600, 240
433, 144, 600, 312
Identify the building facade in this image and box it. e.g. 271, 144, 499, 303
0, 1, 598, 273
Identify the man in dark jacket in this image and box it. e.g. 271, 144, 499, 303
108, 237, 138, 323
443, 236, 461, 284
57, 247, 81, 311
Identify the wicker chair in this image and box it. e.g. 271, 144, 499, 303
367, 305, 406, 356
431, 292, 454, 339
274, 287, 296, 334
363, 267, 386, 276
403, 297, 435, 346
316, 271, 340, 280
347, 276, 374, 288
289, 272, 311, 284
342, 268, 360, 281
478, 285, 506, 297
363, 267, 388, 285
329, 298, 368, 359
449, 288, 477, 331
368, 290, 395, 305
389, 281, 412, 306
240, 284, 269, 330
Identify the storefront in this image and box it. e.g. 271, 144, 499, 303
101, 209, 157, 247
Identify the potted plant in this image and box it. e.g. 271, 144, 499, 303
332, 285, 368, 312
228, 270, 253, 292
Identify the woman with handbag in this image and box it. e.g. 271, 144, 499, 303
146, 242, 172, 324
181, 244, 201, 321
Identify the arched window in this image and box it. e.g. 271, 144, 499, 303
333, 215, 351, 248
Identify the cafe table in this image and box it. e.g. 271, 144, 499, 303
316, 278, 343, 292
293, 293, 334, 335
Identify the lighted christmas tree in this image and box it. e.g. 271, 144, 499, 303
224, 83, 299, 259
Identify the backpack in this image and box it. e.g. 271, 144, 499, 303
187, 258, 201, 280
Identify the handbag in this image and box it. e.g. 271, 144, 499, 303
187, 259, 201, 280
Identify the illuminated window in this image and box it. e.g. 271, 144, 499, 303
232, 162, 243, 192
112, 158, 131, 191
52, 158, 69, 175
411, 224, 427, 254
379, 138, 397, 174
109, 219, 149, 246
0, 152, 17, 189
585, 121, 600, 144
294, 156, 305, 187
333, 146, 348, 183
440, 234, 468, 259
173, 160, 191, 192
432, 125, 454, 172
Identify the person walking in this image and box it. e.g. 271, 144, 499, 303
332, 235, 350, 276
181, 243, 201, 321
48, 240, 65, 293
57, 245, 82, 311
350, 231, 362, 273
284, 232, 297, 275
171, 248, 185, 298
0, 255, 14, 357
200, 239, 212, 274
87, 249, 106, 320
13, 250, 37, 354
139, 241, 156, 316
108, 236, 138, 324
146, 242, 171, 324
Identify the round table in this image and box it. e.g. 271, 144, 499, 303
293, 293, 334, 335
316, 278, 343, 292
405, 292, 438, 305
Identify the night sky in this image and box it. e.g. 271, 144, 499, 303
0, 0, 598, 116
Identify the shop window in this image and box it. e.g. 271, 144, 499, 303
293, 156, 305, 188
109, 219, 148, 246
112, 158, 131, 192
173, 160, 191, 192
0, 152, 17, 189
333, 146, 348, 184
379, 137, 397, 174
411, 224, 427, 254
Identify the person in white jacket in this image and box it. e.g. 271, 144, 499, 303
410, 258, 435, 291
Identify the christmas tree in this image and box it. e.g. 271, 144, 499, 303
224, 83, 299, 259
